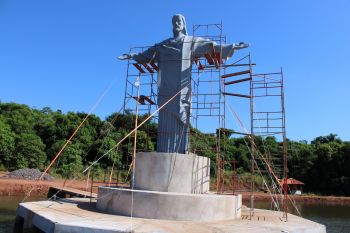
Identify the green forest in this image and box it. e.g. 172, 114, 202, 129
0, 102, 349, 195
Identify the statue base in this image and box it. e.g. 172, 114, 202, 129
96, 152, 242, 221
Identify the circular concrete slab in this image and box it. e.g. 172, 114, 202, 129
96, 187, 241, 221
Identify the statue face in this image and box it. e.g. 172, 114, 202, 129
172, 16, 185, 34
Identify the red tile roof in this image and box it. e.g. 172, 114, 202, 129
279, 178, 305, 185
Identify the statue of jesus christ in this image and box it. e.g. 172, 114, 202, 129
119, 14, 248, 154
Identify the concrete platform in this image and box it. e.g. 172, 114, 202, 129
15, 198, 326, 233
96, 187, 241, 221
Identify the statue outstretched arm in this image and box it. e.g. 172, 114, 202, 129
219, 42, 249, 59
118, 53, 136, 60
118, 46, 158, 63
234, 42, 249, 49
193, 37, 249, 60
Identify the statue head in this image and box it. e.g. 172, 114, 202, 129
172, 14, 187, 37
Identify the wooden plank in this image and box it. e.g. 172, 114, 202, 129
133, 63, 146, 73
140, 95, 156, 105
215, 52, 222, 64
204, 53, 214, 65
133, 96, 146, 105
210, 43, 216, 56
221, 70, 250, 79
133, 96, 155, 105
49, 186, 97, 198
142, 63, 154, 73
194, 58, 204, 70
224, 77, 251, 85
198, 61, 204, 70
222, 92, 251, 98
150, 62, 159, 72
210, 44, 219, 68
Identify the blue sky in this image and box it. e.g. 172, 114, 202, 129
0, 0, 349, 142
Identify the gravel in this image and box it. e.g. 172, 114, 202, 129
7, 168, 54, 181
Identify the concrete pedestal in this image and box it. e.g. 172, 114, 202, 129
96, 152, 241, 221
134, 152, 210, 193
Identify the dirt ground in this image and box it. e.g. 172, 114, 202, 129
239, 192, 350, 204
0, 178, 85, 197
0, 171, 120, 197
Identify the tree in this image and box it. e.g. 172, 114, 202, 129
0, 103, 38, 134
34, 113, 57, 148
311, 133, 342, 145
11, 133, 46, 170
50, 140, 83, 178
89, 133, 122, 168
0, 118, 15, 167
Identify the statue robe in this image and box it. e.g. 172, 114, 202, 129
132, 36, 236, 154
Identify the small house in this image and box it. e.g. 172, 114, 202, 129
280, 178, 305, 195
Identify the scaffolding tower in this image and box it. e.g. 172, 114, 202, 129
191, 23, 226, 192
250, 70, 288, 220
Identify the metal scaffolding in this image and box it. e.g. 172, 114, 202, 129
121, 22, 289, 221
250, 70, 288, 220
191, 23, 226, 192
222, 61, 289, 219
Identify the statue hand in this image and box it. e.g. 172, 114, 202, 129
118, 54, 133, 60
235, 42, 249, 49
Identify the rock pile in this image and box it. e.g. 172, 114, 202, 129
7, 168, 54, 181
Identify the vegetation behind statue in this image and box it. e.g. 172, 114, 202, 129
0, 102, 349, 195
